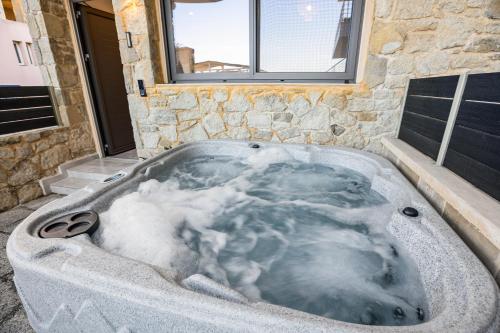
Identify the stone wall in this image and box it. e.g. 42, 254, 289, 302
0, 0, 96, 211
114, 0, 500, 159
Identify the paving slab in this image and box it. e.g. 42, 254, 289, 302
0, 234, 12, 278
0, 208, 33, 235
20, 194, 63, 211
0, 195, 64, 332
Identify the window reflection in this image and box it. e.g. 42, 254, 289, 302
172, 0, 250, 74
259, 0, 353, 73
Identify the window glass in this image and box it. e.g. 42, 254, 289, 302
26, 43, 34, 65
259, 0, 352, 73
171, 0, 250, 74
13, 41, 24, 65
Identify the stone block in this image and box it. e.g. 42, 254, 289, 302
370, 23, 404, 55
177, 109, 201, 122
149, 108, 177, 125
387, 55, 414, 75
277, 127, 301, 140
247, 112, 271, 129
17, 182, 43, 204
436, 17, 473, 49
213, 89, 228, 102
254, 93, 286, 112
331, 124, 346, 136
224, 93, 250, 112
40, 145, 70, 170
272, 113, 293, 122
465, 36, 500, 52
141, 132, 160, 149
178, 124, 208, 142
416, 52, 450, 75
310, 131, 333, 144
227, 127, 250, 140
0, 188, 18, 213
288, 96, 310, 117
224, 113, 244, 127
159, 126, 177, 143
394, 0, 434, 19
251, 129, 273, 140
486, 0, 500, 19
405, 33, 435, 53
200, 98, 218, 114
299, 104, 330, 130
8, 161, 39, 187
364, 56, 388, 88
202, 113, 225, 136
322, 93, 347, 110
375, 0, 394, 18
0, 148, 14, 159
170, 91, 197, 110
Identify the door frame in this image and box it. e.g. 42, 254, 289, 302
64, 0, 125, 158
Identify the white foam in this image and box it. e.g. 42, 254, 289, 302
95, 148, 427, 325
245, 147, 294, 169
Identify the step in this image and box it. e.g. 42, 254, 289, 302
49, 177, 96, 195
66, 158, 137, 180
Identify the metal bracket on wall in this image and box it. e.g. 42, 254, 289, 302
435, 72, 469, 166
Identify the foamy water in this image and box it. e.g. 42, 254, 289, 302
95, 148, 427, 326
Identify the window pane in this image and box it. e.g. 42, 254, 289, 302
13, 42, 23, 64
259, 0, 353, 73
171, 0, 250, 74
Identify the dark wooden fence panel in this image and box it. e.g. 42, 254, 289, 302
398, 75, 459, 160
0, 86, 58, 135
444, 72, 500, 200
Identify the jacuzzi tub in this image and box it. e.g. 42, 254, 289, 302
7, 141, 500, 333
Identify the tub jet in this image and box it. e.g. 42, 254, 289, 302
393, 307, 405, 319
417, 307, 425, 321
250, 143, 260, 149
402, 207, 419, 217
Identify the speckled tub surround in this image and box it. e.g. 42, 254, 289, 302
6, 141, 500, 333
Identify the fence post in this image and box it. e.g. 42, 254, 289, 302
435, 72, 468, 166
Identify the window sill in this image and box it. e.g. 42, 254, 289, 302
155, 82, 362, 88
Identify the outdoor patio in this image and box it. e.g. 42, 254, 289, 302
1, 0, 500, 332
0, 194, 63, 333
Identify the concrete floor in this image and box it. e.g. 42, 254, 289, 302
0, 194, 63, 333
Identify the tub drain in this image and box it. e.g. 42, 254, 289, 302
38, 210, 99, 239
249, 143, 260, 149
402, 207, 419, 217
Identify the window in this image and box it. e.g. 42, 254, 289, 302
26, 43, 34, 65
13, 41, 24, 65
163, 0, 364, 83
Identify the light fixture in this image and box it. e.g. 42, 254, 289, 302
126, 32, 133, 48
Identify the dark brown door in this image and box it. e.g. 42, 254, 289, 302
76, 5, 135, 155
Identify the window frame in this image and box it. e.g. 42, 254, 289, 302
162, 0, 365, 83
13, 41, 25, 65
26, 43, 34, 65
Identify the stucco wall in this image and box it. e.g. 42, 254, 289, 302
0, 19, 44, 86
113, 0, 500, 159
0, 0, 96, 211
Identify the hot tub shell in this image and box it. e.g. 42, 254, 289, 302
7, 141, 500, 333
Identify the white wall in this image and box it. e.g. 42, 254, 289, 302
0, 18, 43, 86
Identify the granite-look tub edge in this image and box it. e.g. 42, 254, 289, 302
6, 140, 500, 333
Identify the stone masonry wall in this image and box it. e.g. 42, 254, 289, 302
114, 0, 500, 159
0, 0, 96, 211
